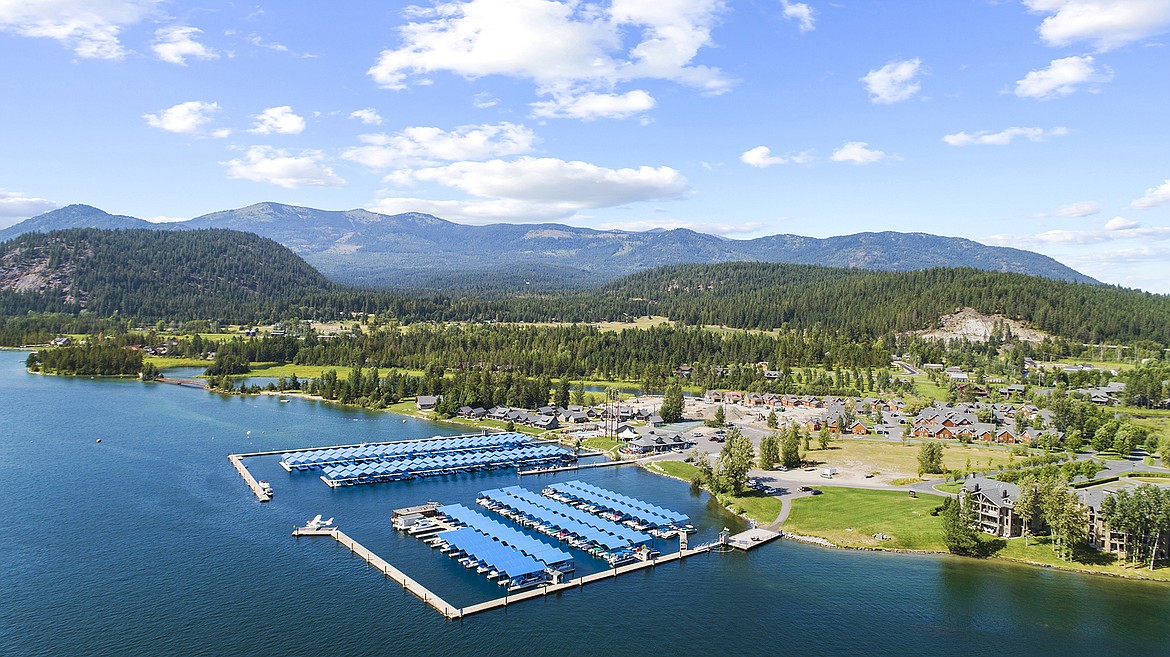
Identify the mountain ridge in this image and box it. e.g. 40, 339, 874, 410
0, 202, 1098, 288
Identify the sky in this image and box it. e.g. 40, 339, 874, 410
1, 1, 1169, 291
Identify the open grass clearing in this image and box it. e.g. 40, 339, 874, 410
803, 439, 1016, 481
784, 487, 947, 551
146, 356, 209, 369
996, 536, 1170, 581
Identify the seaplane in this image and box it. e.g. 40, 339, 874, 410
304, 514, 334, 530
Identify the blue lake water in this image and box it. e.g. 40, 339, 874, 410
2, 349, 1169, 656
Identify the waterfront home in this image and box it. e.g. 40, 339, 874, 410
416, 395, 440, 410
961, 477, 1037, 538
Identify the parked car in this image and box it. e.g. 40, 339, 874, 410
809, 488, 823, 495
798, 486, 811, 492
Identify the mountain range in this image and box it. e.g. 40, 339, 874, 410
0, 202, 1097, 289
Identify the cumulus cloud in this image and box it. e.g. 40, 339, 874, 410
249, 106, 306, 135
473, 92, 500, 109
530, 90, 656, 120
740, 146, 813, 167
830, 141, 887, 164
1024, 0, 1170, 51
1038, 201, 1101, 217
376, 156, 687, 222
367, 0, 730, 119
390, 157, 686, 205
0, 0, 158, 59
1130, 179, 1170, 209
0, 190, 58, 225
987, 218, 1170, 245
151, 26, 218, 65
1014, 55, 1112, 100
223, 146, 345, 189
1104, 216, 1139, 230
342, 122, 537, 168
943, 126, 1068, 146
860, 58, 923, 104
349, 108, 383, 125
780, 1, 816, 32
143, 101, 220, 134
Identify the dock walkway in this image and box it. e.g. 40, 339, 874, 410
301, 526, 712, 620
228, 454, 270, 502
725, 528, 780, 550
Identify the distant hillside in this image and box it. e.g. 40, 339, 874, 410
2, 202, 1098, 288
594, 262, 1170, 343
0, 205, 154, 241
0, 228, 336, 322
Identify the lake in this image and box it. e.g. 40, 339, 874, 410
1, 350, 1167, 656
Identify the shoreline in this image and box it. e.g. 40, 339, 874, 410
42, 368, 1170, 586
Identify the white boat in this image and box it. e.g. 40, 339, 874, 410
258, 480, 274, 496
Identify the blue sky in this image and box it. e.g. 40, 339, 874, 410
2, 1, 1169, 291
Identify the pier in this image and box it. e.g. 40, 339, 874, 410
228, 453, 270, 502
299, 524, 712, 620
725, 528, 781, 550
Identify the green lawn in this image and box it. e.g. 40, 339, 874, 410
146, 356, 209, 369
909, 376, 950, 402
647, 460, 783, 523
723, 491, 784, 524
582, 436, 620, 453
651, 460, 700, 481
784, 487, 948, 551
935, 482, 964, 494
996, 536, 1170, 581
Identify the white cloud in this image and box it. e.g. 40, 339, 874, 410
860, 58, 923, 104
1014, 55, 1112, 100
1104, 216, 1139, 230
943, 126, 1068, 146
1024, 0, 1170, 51
342, 122, 537, 168
151, 26, 218, 65
473, 92, 500, 109
780, 1, 816, 32
531, 89, 656, 120
349, 108, 383, 125
211, 128, 232, 139
987, 219, 1170, 245
1038, 201, 1101, 217
830, 141, 887, 164
740, 146, 813, 167
143, 101, 220, 134
389, 157, 687, 206
367, 0, 730, 116
0, 0, 158, 59
0, 190, 57, 223
249, 106, 306, 135
223, 146, 345, 189
1130, 179, 1170, 209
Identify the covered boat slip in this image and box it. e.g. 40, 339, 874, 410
436, 504, 573, 570
478, 486, 651, 551
435, 527, 547, 585
545, 480, 688, 529
279, 432, 535, 471
320, 444, 572, 487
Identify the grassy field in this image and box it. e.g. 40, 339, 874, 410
996, 536, 1170, 581
146, 356, 209, 368
647, 460, 783, 523
582, 436, 620, 452
784, 487, 947, 550
908, 375, 950, 402
805, 439, 1015, 479
935, 482, 964, 494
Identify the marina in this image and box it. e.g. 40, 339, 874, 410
268, 432, 577, 488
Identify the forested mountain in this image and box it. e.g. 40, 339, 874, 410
3, 230, 1167, 345
0, 205, 157, 241
0, 229, 337, 322
2, 202, 1097, 288
594, 263, 1170, 343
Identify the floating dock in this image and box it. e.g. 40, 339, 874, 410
725, 528, 781, 550
297, 522, 712, 620
228, 454, 270, 502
